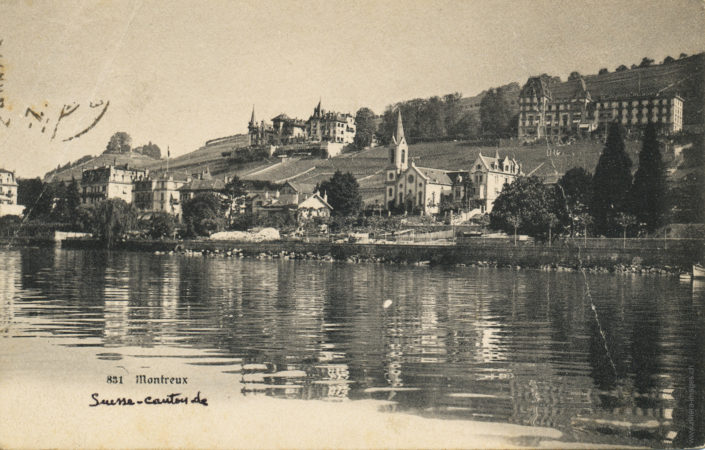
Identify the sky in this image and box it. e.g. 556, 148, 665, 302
0, 0, 703, 178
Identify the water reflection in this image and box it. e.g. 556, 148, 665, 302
1, 247, 704, 448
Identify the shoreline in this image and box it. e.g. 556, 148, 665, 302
41, 236, 704, 275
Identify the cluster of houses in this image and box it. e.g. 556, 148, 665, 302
77, 164, 333, 225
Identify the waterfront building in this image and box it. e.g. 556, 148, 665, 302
518, 70, 684, 142
469, 151, 522, 213
0, 168, 23, 217
384, 110, 453, 215
178, 168, 226, 202
296, 192, 332, 222
80, 164, 147, 205
133, 172, 188, 220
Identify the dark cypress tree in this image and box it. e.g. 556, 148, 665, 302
629, 122, 667, 232
591, 122, 633, 236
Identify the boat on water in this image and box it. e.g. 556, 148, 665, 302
694, 264, 705, 279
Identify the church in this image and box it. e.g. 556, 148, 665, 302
384, 111, 453, 215
384, 110, 523, 215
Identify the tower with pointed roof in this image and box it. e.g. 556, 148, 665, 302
389, 109, 408, 173
248, 105, 259, 145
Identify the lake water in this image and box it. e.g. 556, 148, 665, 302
1, 247, 703, 448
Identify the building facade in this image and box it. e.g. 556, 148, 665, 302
469, 152, 522, 213
248, 101, 356, 147
518, 73, 684, 142
307, 101, 356, 144
133, 173, 188, 220
0, 169, 23, 217
80, 165, 147, 205
384, 111, 453, 215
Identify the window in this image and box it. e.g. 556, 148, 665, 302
388, 172, 394, 180
401, 150, 405, 164
408, 175, 414, 183
388, 188, 393, 197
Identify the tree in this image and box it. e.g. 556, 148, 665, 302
615, 65, 629, 72
51, 178, 81, 223
17, 178, 53, 220
507, 213, 521, 246
616, 212, 637, 247
133, 141, 161, 159
480, 88, 513, 138
489, 176, 561, 239
671, 171, 705, 223
92, 198, 138, 247
449, 112, 480, 140
224, 176, 247, 199
568, 71, 582, 80
182, 193, 225, 236
629, 122, 667, 232
679, 53, 688, 59
639, 57, 655, 68
316, 171, 362, 217
74, 204, 95, 232
663, 56, 676, 64
598, 68, 609, 75
353, 107, 377, 149
546, 213, 560, 246
557, 167, 593, 235
591, 122, 633, 236
104, 132, 132, 154
148, 212, 176, 238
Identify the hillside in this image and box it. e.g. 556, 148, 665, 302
228, 139, 644, 204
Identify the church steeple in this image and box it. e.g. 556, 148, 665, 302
249, 105, 257, 127
392, 109, 405, 145
388, 109, 408, 173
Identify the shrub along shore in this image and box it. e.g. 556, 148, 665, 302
53, 237, 703, 275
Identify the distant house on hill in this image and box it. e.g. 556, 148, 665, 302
247, 100, 356, 148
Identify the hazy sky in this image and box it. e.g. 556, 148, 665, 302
0, 0, 703, 177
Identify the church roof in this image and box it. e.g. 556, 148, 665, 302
416, 166, 453, 185
249, 105, 256, 125
284, 181, 316, 194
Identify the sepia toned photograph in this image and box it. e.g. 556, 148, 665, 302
0, 0, 704, 448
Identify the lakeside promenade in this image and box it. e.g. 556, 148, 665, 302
52, 236, 704, 272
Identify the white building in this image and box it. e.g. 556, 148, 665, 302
469, 151, 522, 213
80, 165, 147, 205
0, 169, 23, 217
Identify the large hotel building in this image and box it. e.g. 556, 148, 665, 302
518, 68, 684, 142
